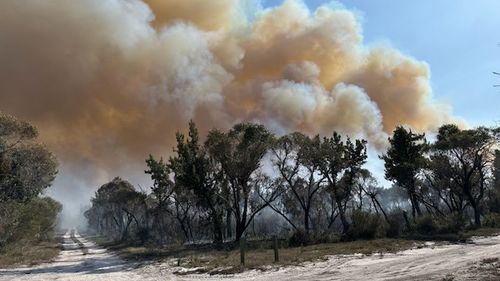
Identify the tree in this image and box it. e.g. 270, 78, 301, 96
433, 124, 498, 226
318, 132, 367, 239
168, 121, 224, 245
487, 150, 500, 213
146, 155, 196, 242
205, 123, 277, 241
381, 126, 428, 219
0, 112, 57, 202
86, 177, 146, 241
0, 112, 60, 250
270, 132, 325, 234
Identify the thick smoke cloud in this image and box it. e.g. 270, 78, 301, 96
0, 0, 457, 222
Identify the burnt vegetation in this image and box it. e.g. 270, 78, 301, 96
85, 121, 500, 249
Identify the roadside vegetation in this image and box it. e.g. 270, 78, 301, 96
85, 120, 500, 272
0, 112, 62, 267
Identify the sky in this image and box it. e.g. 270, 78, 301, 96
2, 0, 499, 226
263, 0, 500, 127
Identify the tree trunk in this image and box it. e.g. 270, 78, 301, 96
304, 205, 310, 234
226, 209, 232, 240
336, 198, 350, 239
235, 220, 245, 242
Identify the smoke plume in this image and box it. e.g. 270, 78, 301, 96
0, 0, 456, 223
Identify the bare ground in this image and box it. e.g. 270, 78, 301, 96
1, 230, 500, 281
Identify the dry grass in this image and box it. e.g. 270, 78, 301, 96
0, 238, 62, 268
464, 257, 500, 281
110, 238, 417, 274
94, 228, 500, 275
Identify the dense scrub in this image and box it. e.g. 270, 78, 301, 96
0, 112, 61, 265
85, 121, 500, 249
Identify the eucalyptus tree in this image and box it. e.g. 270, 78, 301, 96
205, 123, 278, 241
0, 112, 60, 249
432, 124, 499, 226
86, 177, 146, 240
0, 112, 57, 202
318, 132, 367, 238
146, 155, 196, 242
168, 121, 224, 244
270, 132, 326, 234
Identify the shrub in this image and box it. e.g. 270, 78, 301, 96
288, 229, 340, 246
413, 215, 437, 235
386, 211, 406, 238
484, 213, 500, 228
349, 210, 387, 240
288, 230, 311, 247
436, 213, 466, 233
0, 197, 61, 249
411, 213, 465, 235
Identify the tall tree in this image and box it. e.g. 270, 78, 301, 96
381, 126, 428, 219
433, 124, 498, 226
146, 155, 196, 242
270, 132, 325, 234
318, 132, 367, 239
0, 112, 57, 202
205, 123, 277, 241
86, 177, 146, 241
168, 121, 224, 245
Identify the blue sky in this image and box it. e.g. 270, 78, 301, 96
263, 0, 500, 127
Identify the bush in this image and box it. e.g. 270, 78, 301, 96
484, 213, 500, 228
288, 229, 340, 247
437, 213, 466, 233
0, 197, 62, 250
349, 210, 387, 240
413, 215, 437, 234
288, 230, 311, 247
411, 213, 466, 235
386, 211, 406, 238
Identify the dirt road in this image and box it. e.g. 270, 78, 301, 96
1, 231, 499, 281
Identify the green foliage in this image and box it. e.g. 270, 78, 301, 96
0, 112, 61, 252
0, 112, 57, 202
381, 126, 427, 218
412, 213, 465, 235
349, 210, 387, 240
413, 215, 437, 234
85, 177, 147, 241
385, 211, 406, 238
0, 197, 62, 249
437, 213, 466, 234
288, 229, 340, 247
432, 124, 498, 226
483, 213, 500, 228
205, 122, 276, 241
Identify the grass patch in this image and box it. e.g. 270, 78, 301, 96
0, 237, 62, 268
461, 228, 500, 238
101, 238, 417, 275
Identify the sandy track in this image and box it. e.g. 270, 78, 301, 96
0, 230, 147, 281
1, 231, 499, 281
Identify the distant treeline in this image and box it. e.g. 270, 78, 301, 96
0, 112, 61, 251
85, 121, 500, 246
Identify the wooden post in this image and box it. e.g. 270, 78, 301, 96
273, 236, 279, 263
240, 238, 246, 265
